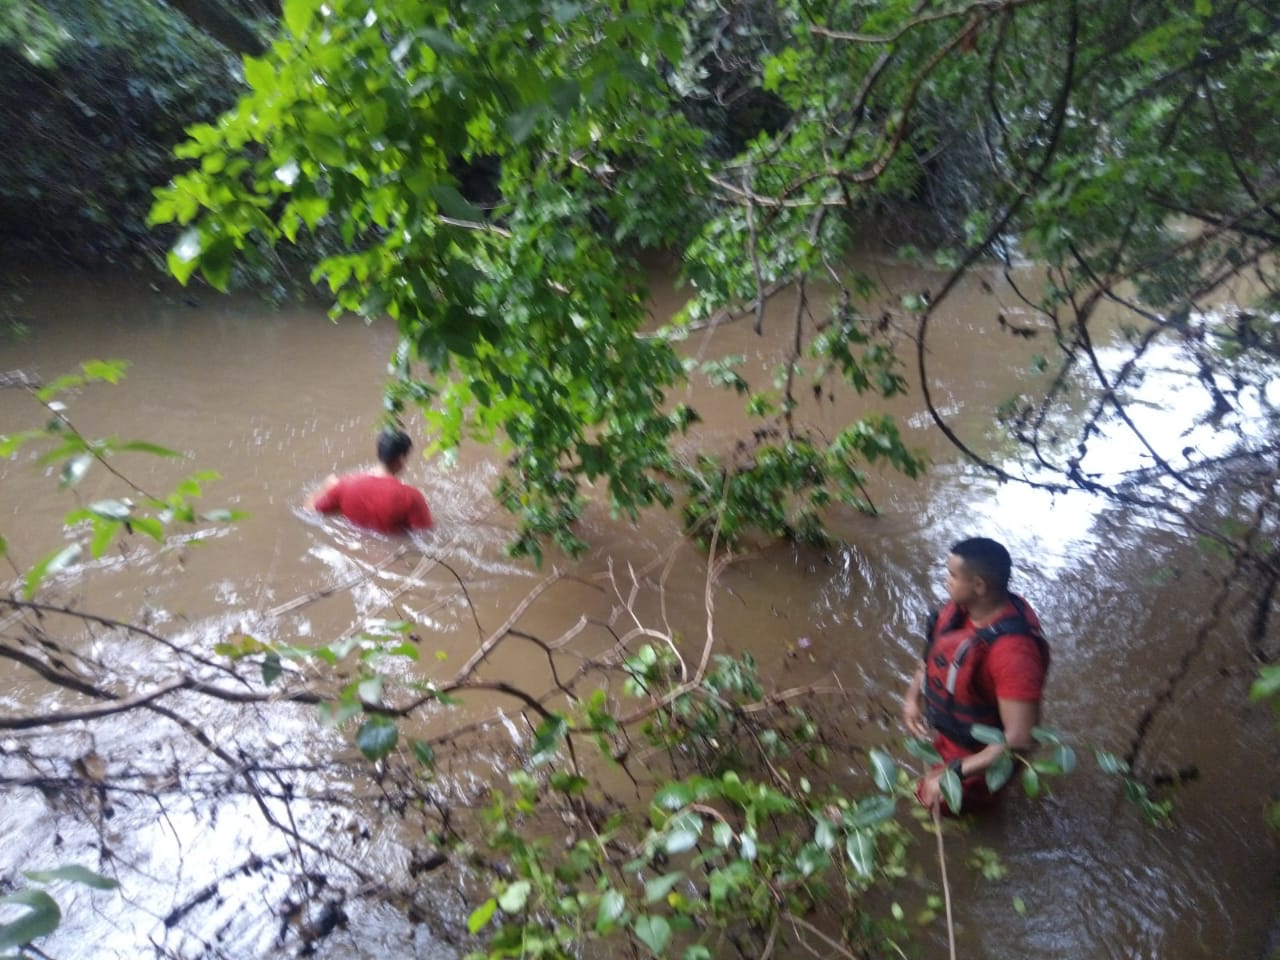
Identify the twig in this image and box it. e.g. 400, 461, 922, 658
743, 164, 766, 335
264, 544, 410, 617
0, 673, 324, 730
454, 570, 565, 679
785, 911, 861, 960
2, 598, 248, 683
933, 803, 958, 960
810, 0, 1032, 44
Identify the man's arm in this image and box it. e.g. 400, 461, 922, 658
305, 474, 341, 511
901, 664, 929, 738
957, 698, 1038, 776
916, 698, 1038, 808
405, 487, 432, 530
952, 629, 1047, 777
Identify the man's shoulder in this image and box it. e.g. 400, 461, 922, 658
342, 472, 393, 488
991, 594, 1043, 634
984, 600, 1049, 679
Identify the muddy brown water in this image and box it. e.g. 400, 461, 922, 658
0, 259, 1276, 959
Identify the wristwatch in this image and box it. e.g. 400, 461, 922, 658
947, 758, 964, 779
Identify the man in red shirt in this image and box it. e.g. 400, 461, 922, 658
901, 537, 1049, 811
305, 429, 433, 534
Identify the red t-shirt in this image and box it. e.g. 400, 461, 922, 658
963, 598, 1047, 706
926, 597, 1049, 807
313, 474, 432, 534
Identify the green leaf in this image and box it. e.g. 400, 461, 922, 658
549, 772, 588, 795
969, 724, 1006, 746
845, 829, 875, 877
1250, 664, 1280, 702
262, 652, 282, 686
986, 752, 1015, 792
318, 698, 363, 728
215, 635, 268, 659
88, 500, 132, 521
22, 865, 118, 890
80, 360, 128, 383
633, 914, 671, 957
430, 184, 484, 221
322, 636, 359, 660
1094, 749, 1129, 776
1052, 744, 1076, 774
845, 794, 896, 829
283, 0, 321, 36
467, 897, 497, 934
129, 517, 165, 542
505, 106, 542, 143
1030, 726, 1062, 744
308, 132, 345, 167
1022, 765, 1041, 799
59, 453, 92, 489
497, 879, 531, 914
940, 768, 963, 815
242, 55, 274, 92
36, 374, 84, 402
23, 543, 82, 600
0, 889, 61, 951
711, 821, 733, 849
869, 747, 897, 792
814, 817, 835, 851
201, 509, 244, 523
0, 534, 6, 557
684, 946, 713, 960
117, 441, 183, 458
903, 737, 943, 764
418, 27, 466, 56
411, 739, 435, 768
652, 782, 693, 811
663, 812, 703, 854
357, 675, 383, 704
596, 889, 626, 932
89, 518, 119, 559
530, 713, 568, 766
354, 716, 398, 760
644, 871, 684, 904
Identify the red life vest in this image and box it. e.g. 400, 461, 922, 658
921, 595, 1048, 750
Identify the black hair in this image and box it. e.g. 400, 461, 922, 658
376, 428, 412, 466
950, 537, 1012, 592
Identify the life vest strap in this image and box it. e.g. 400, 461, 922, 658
920, 594, 1047, 750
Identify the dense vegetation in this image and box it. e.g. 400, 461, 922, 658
142, 0, 1279, 565
0, 1, 245, 262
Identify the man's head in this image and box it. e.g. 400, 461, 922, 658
376, 429, 413, 473
945, 537, 1012, 608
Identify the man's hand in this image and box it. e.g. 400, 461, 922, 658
902, 698, 929, 738
304, 473, 340, 510
902, 665, 929, 738
917, 766, 945, 809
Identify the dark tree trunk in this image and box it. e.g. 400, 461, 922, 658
161, 0, 267, 56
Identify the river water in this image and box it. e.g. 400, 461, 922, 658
0, 259, 1276, 959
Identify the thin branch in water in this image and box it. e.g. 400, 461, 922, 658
933, 803, 958, 960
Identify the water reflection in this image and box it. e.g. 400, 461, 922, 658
0, 266, 1275, 959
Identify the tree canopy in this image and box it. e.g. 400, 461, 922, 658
149, 0, 1278, 565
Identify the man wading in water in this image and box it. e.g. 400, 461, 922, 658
305, 428, 433, 535
901, 537, 1050, 812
